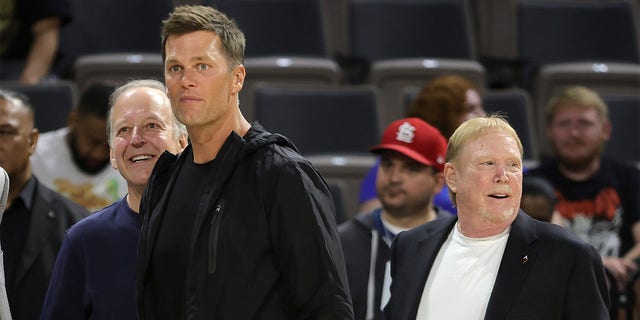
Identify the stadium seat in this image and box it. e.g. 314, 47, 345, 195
253, 85, 379, 156
370, 58, 485, 131
601, 93, 640, 167
0, 81, 77, 133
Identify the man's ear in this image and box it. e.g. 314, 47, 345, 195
444, 163, 457, 194
109, 148, 118, 170
67, 109, 78, 127
28, 129, 39, 155
178, 135, 188, 151
231, 64, 246, 94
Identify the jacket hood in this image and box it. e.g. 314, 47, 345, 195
238, 122, 299, 158
152, 122, 297, 174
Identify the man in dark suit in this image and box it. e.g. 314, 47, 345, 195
384, 116, 610, 319
0, 89, 89, 319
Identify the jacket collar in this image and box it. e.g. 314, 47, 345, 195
400, 211, 538, 319
13, 178, 57, 288
484, 211, 539, 319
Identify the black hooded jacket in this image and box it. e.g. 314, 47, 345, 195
136, 123, 353, 319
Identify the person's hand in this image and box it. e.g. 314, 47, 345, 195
603, 257, 638, 290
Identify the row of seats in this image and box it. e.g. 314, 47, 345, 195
53, 0, 640, 86
2, 79, 638, 166
1, 80, 638, 219
52, 0, 640, 148
68, 53, 640, 159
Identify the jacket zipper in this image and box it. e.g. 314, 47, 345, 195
208, 200, 223, 274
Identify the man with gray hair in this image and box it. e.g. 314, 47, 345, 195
40, 79, 188, 320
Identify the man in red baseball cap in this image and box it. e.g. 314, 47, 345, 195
338, 117, 450, 320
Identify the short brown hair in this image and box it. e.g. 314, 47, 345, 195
161, 5, 246, 68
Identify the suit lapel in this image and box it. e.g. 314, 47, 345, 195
484, 211, 538, 319
13, 186, 54, 289
398, 217, 456, 319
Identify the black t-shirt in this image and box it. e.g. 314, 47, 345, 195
527, 158, 640, 256
149, 149, 218, 319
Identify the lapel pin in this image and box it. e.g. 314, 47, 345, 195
522, 255, 528, 264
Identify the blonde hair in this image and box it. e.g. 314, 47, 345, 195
446, 115, 523, 205
546, 86, 609, 123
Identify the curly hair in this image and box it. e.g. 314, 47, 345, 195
406, 75, 478, 138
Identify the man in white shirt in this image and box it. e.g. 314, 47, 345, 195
385, 116, 609, 319
30, 84, 127, 211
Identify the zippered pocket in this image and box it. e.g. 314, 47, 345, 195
208, 200, 224, 274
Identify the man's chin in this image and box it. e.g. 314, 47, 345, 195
557, 154, 597, 171
77, 161, 110, 175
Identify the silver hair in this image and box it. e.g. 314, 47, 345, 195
106, 79, 187, 146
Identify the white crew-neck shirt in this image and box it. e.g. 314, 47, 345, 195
416, 222, 510, 320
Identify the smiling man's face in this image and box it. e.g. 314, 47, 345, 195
109, 87, 186, 192
446, 128, 523, 228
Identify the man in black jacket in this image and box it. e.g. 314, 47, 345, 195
0, 89, 89, 319
135, 5, 353, 319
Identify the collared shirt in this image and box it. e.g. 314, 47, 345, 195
1, 176, 36, 284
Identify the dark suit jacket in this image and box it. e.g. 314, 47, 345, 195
6, 177, 89, 320
385, 211, 610, 320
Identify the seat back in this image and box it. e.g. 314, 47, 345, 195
214, 0, 327, 57
483, 88, 538, 162
533, 62, 640, 157
309, 155, 377, 220
602, 93, 640, 167
73, 53, 164, 92
349, 0, 476, 63
370, 58, 485, 131
56, 0, 174, 78
241, 57, 341, 122
0, 81, 77, 133
254, 85, 379, 156
516, 0, 640, 87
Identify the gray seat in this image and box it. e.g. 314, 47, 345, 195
253, 85, 379, 156
601, 93, 640, 167
349, 0, 476, 63
215, 0, 328, 57
516, 0, 640, 88
0, 81, 77, 133
73, 53, 164, 92
55, 0, 174, 78
242, 57, 341, 122
483, 88, 538, 163
402, 87, 539, 164
308, 155, 377, 221
370, 58, 485, 131
533, 62, 640, 157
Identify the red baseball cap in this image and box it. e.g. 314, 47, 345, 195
370, 117, 447, 172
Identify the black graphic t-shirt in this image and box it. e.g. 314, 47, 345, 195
527, 158, 640, 257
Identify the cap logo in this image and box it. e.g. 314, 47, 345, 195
396, 122, 416, 143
